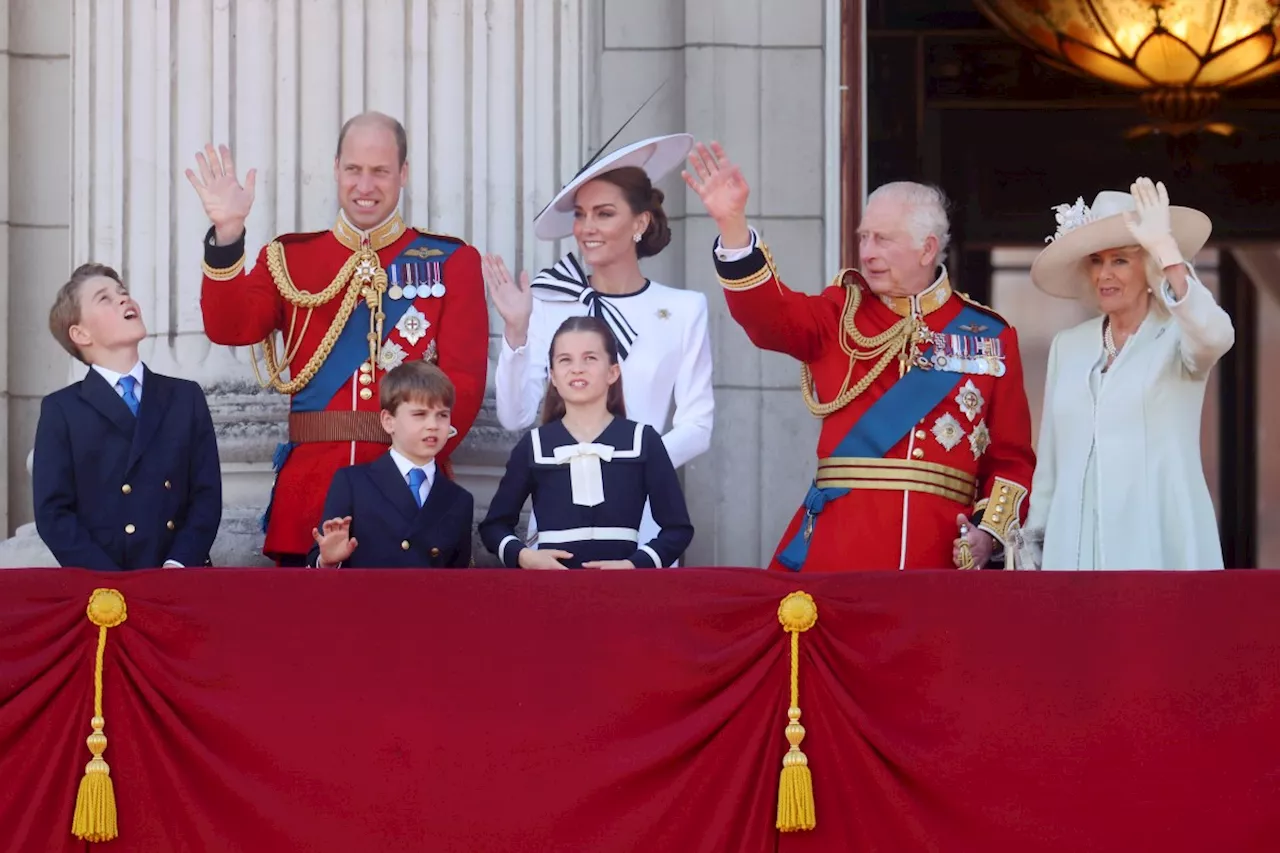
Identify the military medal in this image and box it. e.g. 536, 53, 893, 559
387, 265, 404, 301
403, 264, 418, 300
428, 263, 446, 298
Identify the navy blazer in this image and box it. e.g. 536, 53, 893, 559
33, 366, 222, 570
306, 452, 474, 568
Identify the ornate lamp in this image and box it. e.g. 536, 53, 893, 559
974, 0, 1280, 136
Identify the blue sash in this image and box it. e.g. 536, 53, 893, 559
291, 234, 458, 412
776, 304, 1005, 571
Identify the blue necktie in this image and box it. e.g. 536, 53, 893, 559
407, 467, 427, 508
118, 375, 140, 417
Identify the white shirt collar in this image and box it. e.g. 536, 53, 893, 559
92, 361, 145, 396
388, 448, 436, 486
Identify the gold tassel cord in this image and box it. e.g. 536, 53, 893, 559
776, 591, 818, 832
71, 588, 128, 843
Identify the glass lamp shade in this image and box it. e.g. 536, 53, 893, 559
974, 0, 1280, 101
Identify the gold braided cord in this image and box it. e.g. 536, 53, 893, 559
799, 277, 923, 417
250, 241, 373, 395
268, 241, 364, 308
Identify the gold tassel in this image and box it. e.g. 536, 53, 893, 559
776, 591, 818, 832
72, 588, 128, 843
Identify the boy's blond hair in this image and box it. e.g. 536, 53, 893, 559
49, 263, 126, 363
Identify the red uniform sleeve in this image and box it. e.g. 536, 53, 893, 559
712, 238, 838, 364
200, 227, 284, 345
973, 324, 1037, 550
435, 244, 489, 458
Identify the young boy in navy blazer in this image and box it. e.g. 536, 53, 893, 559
34, 263, 222, 570
309, 361, 474, 568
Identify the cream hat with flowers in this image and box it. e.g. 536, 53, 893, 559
1030, 189, 1211, 298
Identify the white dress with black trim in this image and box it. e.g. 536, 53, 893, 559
478, 417, 695, 569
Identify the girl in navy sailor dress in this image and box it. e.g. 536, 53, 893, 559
479, 316, 694, 569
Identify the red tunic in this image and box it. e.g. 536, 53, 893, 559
201, 214, 488, 560
715, 240, 1036, 572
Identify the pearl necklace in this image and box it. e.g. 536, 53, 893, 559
1103, 321, 1118, 359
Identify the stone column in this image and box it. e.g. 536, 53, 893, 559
7, 0, 72, 537
51, 0, 589, 564
600, 0, 832, 566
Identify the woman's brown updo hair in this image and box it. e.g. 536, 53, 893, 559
589, 166, 671, 258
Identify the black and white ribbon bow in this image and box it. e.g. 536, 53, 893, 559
530, 252, 640, 359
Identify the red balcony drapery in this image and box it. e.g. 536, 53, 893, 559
2, 568, 1278, 852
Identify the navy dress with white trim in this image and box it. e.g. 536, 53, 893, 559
479, 417, 694, 568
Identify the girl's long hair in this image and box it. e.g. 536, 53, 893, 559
539, 315, 627, 424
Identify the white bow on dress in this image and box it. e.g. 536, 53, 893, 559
552, 442, 615, 507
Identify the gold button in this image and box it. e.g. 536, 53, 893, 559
430, 547, 440, 557
1000, 485, 1009, 494
124, 524, 136, 535
164, 480, 172, 490
359, 363, 373, 374
998, 496, 1007, 504
912, 448, 924, 459
360, 388, 373, 401
914, 430, 927, 440
121, 484, 132, 495
401, 540, 410, 551
166, 520, 175, 530
358, 374, 373, 386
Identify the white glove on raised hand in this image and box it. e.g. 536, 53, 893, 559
1122, 177, 1183, 270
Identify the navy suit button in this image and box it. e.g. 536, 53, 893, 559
121, 484, 132, 495
166, 520, 175, 531
430, 547, 440, 557
164, 480, 172, 490
124, 524, 136, 535
401, 540, 410, 551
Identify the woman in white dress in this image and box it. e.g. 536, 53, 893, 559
482, 134, 714, 548
1023, 177, 1235, 570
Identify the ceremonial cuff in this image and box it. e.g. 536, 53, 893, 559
975, 477, 1028, 549
629, 545, 663, 569
202, 225, 247, 280
162, 559, 184, 568
498, 535, 523, 568
713, 231, 773, 292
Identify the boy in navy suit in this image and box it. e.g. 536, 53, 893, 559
34, 263, 222, 570
309, 361, 474, 568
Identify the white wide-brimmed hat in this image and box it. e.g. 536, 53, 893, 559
1029, 188, 1211, 299
532, 133, 695, 241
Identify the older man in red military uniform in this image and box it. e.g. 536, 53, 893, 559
683, 142, 1035, 571
186, 112, 488, 565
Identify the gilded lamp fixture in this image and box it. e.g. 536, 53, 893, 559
974, 0, 1280, 135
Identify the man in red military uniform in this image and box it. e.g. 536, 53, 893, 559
186, 112, 488, 565
684, 142, 1035, 571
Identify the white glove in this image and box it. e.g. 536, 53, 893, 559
1123, 177, 1183, 270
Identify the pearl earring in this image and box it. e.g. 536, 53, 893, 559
633, 233, 641, 243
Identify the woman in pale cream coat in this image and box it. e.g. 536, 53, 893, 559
1023, 177, 1235, 570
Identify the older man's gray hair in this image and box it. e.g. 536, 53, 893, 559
867, 181, 952, 260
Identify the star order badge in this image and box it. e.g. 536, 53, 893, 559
395, 305, 430, 346
931, 412, 965, 451
955, 379, 985, 423
969, 419, 991, 460
378, 340, 408, 371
